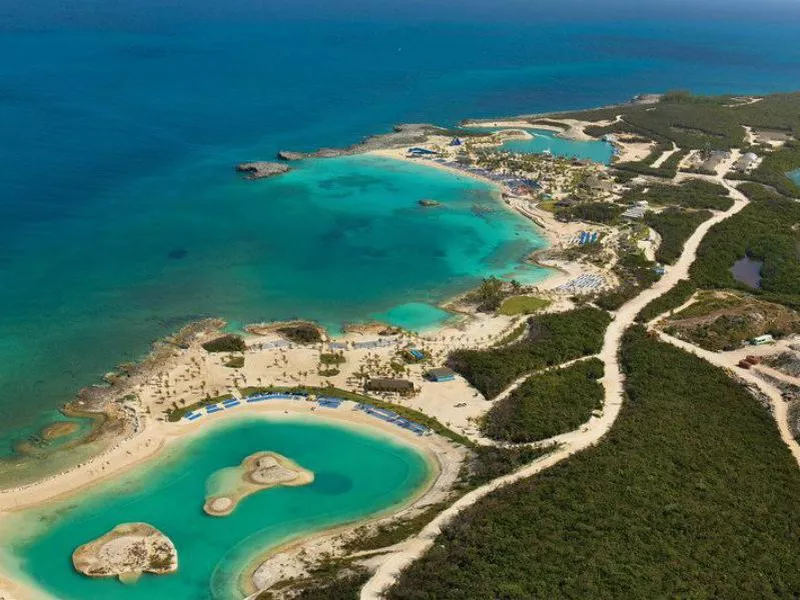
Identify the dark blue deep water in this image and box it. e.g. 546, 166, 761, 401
1, 0, 799, 469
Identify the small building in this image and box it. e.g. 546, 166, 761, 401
622, 206, 647, 219
426, 367, 456, 383
449, 137, 463, 146
734, 152, 759, 172
700, 150, 731, 172
366, 378, 415, 395
751, 334, 774, 346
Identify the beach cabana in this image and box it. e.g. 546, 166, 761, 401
426, 367, 456, 383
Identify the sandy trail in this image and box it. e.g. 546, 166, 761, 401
650, 142, 679, 168
359, 176, 750, 599
655, 332, 800, 466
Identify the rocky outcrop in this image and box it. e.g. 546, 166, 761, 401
236, 162, 292, 180
73, 523, 177, 581
204, 452, 314, 517
277, 123, 451, 161
418, 199, 441, 207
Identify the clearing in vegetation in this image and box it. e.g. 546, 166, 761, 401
497, 295, 551, 316
662, 289, 800, 351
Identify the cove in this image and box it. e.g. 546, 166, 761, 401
3, 417, 432, 600
499, 129, 615, 164
0, 153, 547, 476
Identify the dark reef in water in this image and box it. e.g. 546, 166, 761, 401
167, 249, 187, 260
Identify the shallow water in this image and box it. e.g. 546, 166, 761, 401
5, 417, 431, 600
500, 129, 615, 163
731, 256, 763, 289
2, 1, 800, 472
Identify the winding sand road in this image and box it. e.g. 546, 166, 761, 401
360, 177, 752, 599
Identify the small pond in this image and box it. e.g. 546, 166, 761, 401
731, 256, 763, 289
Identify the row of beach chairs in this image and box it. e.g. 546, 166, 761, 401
182, 391, 344, 422
557, 273, 605, 293
355, 403, 429, 436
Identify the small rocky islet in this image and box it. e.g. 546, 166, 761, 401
72, 523, 177, 582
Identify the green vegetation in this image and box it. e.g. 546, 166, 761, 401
448, 308, 610, 398
201, 334, 245, 353
594, 250, 659, 311
277, 323, 322, 344
644, 207, 711, 264
691, 183, 800, 308
459, 445, 556, 489
320, 352, 346, 365
554, 201, 623, 224
239, 385, 472, 446
663, 290, 800, 352
491, 320, 528, 347
625, 179, 733, 211
167, 393, 233, 422
318, 368, 340, 377
497, 295, 551, 316
576, 91, 800, 193
482, 358, 603, 443
734, 140, 800, 197
635, 279, 696, 323
469, 276, 507, 312
613, 148, 688, 180
256, 563, 369, 600
223, 356, 244, 368
388, 327, 800, 600
345, 503, 450, 553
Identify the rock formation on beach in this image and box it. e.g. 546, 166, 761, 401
73, 523, 177, 581
277, 123, 453, 161
204, 451, 314, 517
235, 162, 292, 180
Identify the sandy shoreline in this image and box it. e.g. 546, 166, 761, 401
0, 114, 616, 600
0, 404, 455, 600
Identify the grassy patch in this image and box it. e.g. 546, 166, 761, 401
497, 295, 551, 316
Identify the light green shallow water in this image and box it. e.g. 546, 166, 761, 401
0, 153, 549, 473
4, 417, 432, 600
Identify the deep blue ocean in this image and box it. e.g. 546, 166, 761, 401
1, 0, 799, 474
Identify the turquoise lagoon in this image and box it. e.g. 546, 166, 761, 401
4, 1, 800, 473
0, 153, 547, 473
500, 129, 615, 164
4, 417, 432, 600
